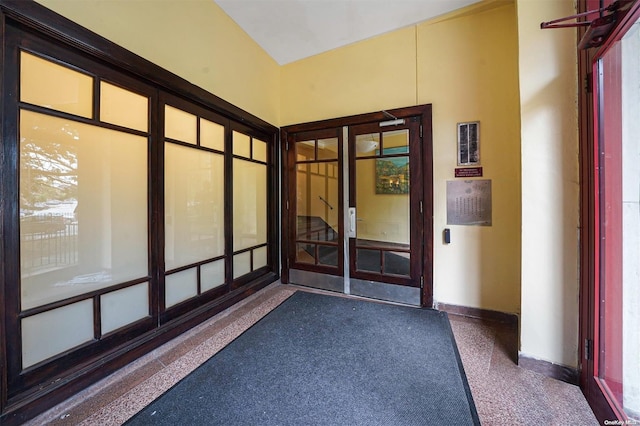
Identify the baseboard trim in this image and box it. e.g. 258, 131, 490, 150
518, 354, 580, 385
436, 302, 518, 329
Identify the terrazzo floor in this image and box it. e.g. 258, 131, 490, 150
25, 282, 599, 426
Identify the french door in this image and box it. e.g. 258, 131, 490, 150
282, 106, 432, 306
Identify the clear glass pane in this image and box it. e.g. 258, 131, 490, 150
355, 133, 379, 157
201, 259, 225, 292
296, 243, 315, 264
100, 81, 148, 132
233, 159, 267, 251
165, 268, 198, 308
356, 249, 381, 273
356, 158, 410, 245
20, 51, 93, 118
621, 19, 640, 420
165, 144, 224, 270
317, 137, 338, 160
200, 118, 225, 152
382, 129, 409, 155
20, 110, 148, 310
232, 131, 251, 158
253, 246, 268, 269
165, 105, 197, 145
296, 140, 315, 162
599, 18, 640, 421
101, 282, 148, 334
383, 251, 410, 276
233, 252, 251, 279
22, 299, 93, 368
318, 245, 338, 267
296, 161, 339, 243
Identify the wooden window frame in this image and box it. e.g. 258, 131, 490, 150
0, 1, 279, 424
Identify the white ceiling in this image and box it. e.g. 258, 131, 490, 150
214, 0, 483, 65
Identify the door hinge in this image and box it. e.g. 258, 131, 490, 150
420, 201, 423, 214
585, 338, 593, 360
585, 72, 592, 94
286, 200, 289, 210
420, 125, 423, 138
286, 140, 289, 150
420, 276, 424, 289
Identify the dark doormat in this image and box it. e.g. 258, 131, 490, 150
126, 291, 480, 425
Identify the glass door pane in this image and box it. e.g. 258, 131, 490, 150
295, 137, 341, 269
597, 14, 640, 421
354, 134, 410, 276
350, 122, 420, 287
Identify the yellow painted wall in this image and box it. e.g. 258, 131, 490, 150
33, 0, 581, 369
36, 0, 281, 126
282, 2, 522, 315
418, 3, 521, 314
280, 26, 418, 125
517, 0, 580, 368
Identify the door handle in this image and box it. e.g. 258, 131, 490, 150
348, 207, 356, 237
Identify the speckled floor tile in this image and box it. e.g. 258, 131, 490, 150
449, 314, 598, 426
26, 283, 598, 426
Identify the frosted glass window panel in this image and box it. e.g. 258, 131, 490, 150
233, 159, 267, 251
201, 260, 225, 292
233, 252, 251, 279
165, 144, 224, 270
20, 51, 93, 118
200, 118, 225, 152
165, 268, 198, 308
100, 81, 148, 132
101, 282, 149, 334
20, 110, 148, 310
253, 246, 268, 270
22, 300, 94, 368
253, 247, 267, 270
233, 131, 251, 158
165, 105, 197, 145
253, 138, 267, 162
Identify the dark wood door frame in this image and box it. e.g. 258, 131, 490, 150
280, 104, 433, 307
348, 120, 423, 288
